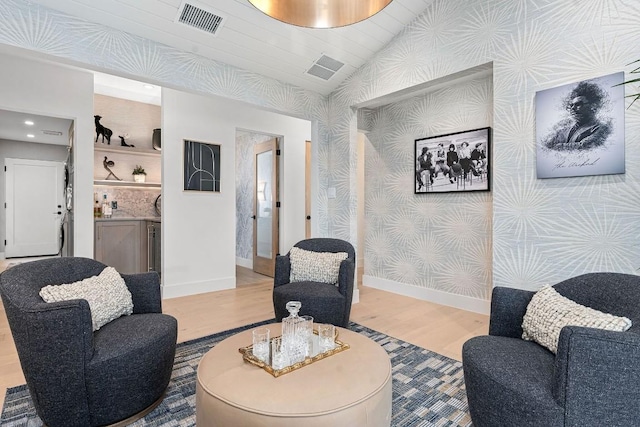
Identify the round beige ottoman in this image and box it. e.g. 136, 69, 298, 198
196, 323, 392, 426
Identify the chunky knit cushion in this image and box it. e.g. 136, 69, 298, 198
522, 285, 632, 353
289, 247, 348, 285
40, 266, 134, 331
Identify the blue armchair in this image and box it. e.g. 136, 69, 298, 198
462, 273, 640, 427
273, 238, 356, 327
0, 257, 178, 427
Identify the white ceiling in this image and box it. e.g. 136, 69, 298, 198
29, 0, 435, 96
2, 1, 434, 147
94, 72, 162, 106
0, 109, 72, 146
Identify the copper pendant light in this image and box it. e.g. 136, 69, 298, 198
248, 0, 393, 28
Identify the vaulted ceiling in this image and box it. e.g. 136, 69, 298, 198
29, 0, 435, 96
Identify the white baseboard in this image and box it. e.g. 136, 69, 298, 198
0, 252, 5, 260
162, 276, 235, 299
363, 275, 490, 315
236, 257, 253, 269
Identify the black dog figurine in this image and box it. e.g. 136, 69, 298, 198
119, 135, 135, 148
94, 115, 113, 144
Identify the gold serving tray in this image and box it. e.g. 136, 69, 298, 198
239, 330, 350, 378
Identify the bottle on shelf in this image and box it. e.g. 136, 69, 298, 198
102, 194, 112, 218
94, 193, 102, 218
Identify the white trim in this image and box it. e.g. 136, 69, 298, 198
236, 257, 253, 269
162, 276, 235, 299
351, 287, 360, 304
0, 252, 5, 260
363, 275, 490, 315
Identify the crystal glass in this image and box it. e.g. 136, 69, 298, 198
281, 301, 303, 338
271, 336, 290, 370
318, 323, 336, 352
281, 301, 307, 364
300, 315, 314, 357
252, 327, 270, 364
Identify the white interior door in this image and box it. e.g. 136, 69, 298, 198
5, 158, 64, 258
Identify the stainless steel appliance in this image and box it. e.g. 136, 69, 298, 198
146, 220, 161, 277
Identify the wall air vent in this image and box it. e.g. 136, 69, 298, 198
176, 1, 225, 36
306, 54, 345, 81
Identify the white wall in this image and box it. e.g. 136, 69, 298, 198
162, 89, 311, 298
0, 51, 94, 257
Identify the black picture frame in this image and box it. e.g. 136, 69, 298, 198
184, 140, 221, 192
415, 127, 491, 194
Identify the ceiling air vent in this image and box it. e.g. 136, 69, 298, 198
42, 130, 63, 136
306, 54, 345, 81
176, 1, 225, 36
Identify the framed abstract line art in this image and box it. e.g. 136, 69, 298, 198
536, 72, 625, 179
415, 127, 491, 194
184, 140, 221, 192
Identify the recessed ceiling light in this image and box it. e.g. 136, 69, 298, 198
27, 134, 35, 138
144, 84, 155, 90
24, 120, 34, 126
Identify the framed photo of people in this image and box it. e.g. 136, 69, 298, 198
414, 127, 491, 194
536, 72, 625, 179
183, 139, 221, 192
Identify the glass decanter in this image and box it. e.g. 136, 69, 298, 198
281, 301, 306, 365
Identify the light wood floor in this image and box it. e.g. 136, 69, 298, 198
0, 261, 489, 411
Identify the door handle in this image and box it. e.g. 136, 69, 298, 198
54, 211, 62, 215
251, 215, 256, 219
306, 216, 311, 220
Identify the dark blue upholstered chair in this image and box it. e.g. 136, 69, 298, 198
462, 273, 640, 427
273, 238, 355, 328
0, 257, 178, 427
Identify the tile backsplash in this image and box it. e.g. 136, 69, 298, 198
94, 186, 161, 218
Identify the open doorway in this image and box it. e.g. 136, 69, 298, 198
0, 108, 73, 260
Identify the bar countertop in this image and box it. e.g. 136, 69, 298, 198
94, 217, 161, 222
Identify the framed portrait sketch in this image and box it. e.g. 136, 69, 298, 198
184, 140, 221, 192
536, 72, 625, 179
415, 127, 491, 194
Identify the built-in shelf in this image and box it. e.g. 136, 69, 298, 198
94, 180, 161, 188
95, 146, 160, 157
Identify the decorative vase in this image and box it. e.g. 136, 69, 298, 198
133, 174, 146, 183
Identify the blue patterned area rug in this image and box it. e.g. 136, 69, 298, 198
1, 321, 472, 427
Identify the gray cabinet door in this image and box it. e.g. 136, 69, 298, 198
95, 221, 141, 274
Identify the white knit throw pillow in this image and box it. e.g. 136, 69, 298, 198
289, 247, 348, 285
39, 266, 134, 331
522, 285, 632, 354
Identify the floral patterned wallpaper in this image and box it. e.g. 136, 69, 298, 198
365, 76, 493, 299
329, 0, 640, 297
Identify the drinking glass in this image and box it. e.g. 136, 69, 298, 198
300, 315, 314, 357
271, 336, 290, 370
252, 327, 270, 364
318, 323, 336, 352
